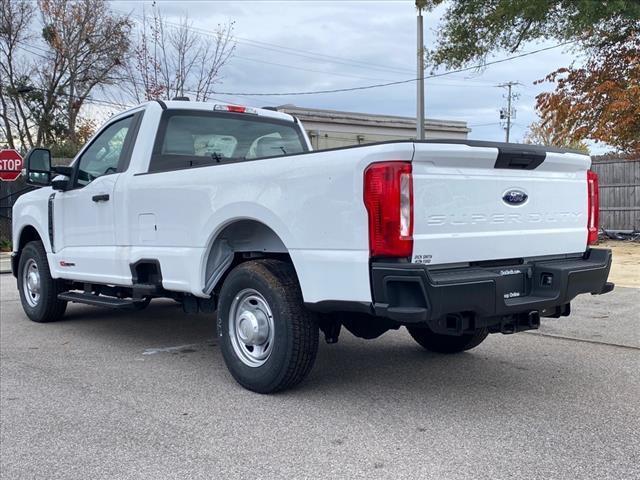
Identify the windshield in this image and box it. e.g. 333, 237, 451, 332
150, 110, 307, 172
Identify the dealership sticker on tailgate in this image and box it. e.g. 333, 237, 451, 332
496, 268, 526, 299
413, 254, 432, 264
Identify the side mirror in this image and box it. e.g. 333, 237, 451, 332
25, 148, 52, 187
51, 165, 73, 191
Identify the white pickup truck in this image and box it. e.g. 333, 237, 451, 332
12, 100, 613, 393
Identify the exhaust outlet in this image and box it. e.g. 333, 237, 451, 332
527, 310, 540, 330
496, 311, 541, 334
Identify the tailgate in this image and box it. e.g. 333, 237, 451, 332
411, 141, 591, 266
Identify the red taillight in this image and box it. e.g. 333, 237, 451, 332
587, 170, 599, 245
226, 105, 246, 113
214, 104, 257, 114
363, 162, 413, 258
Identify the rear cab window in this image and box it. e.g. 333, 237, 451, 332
149, 109, 307, 173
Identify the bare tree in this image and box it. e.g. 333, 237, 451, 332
524, 115, 589, 154
124, 7, 236, 102
38, 0, 132, 145
0, 0, 37, 150
0, 0, 131, 152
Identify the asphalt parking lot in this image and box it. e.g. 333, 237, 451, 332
0, 273, 638, 480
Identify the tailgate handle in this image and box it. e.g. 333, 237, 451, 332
494, 147, 545, 170
92, 194, 110, 202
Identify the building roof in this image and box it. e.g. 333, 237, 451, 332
276, 105, 470, 134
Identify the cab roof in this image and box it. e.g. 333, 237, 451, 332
143, 99, 296, 123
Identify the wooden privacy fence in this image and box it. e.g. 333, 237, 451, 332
591, 157, 640, 232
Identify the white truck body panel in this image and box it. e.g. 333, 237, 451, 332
411, 143, 590, 266
12, 101, 594, 306
114, 141, 412, 301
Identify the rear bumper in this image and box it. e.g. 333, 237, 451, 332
371, 248, 613, 329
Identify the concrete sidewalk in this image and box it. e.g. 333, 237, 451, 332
0, 252, 11, 274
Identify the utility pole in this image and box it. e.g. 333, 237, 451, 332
498, 81, 519, 143
416, 4, 425, 140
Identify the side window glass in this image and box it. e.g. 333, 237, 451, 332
75, 116, 133, 187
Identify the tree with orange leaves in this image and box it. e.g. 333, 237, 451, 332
420, 0, 640, 154
535, 32, 640, 155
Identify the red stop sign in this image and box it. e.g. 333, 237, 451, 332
0, 149, 24, 181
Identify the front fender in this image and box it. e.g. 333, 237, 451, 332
12, 191, 53, 253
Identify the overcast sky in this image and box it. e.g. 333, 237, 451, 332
107, 0, 584, 146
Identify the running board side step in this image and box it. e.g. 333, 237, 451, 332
58, 292, 138, 309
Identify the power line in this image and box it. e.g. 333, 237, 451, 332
211, 42, 574, 96
10, 45, 130, 109
232, 35, 416, 76
118, 7, 549, 89
234, 54, 501, 88
12, 42, 493, 111
233, 55, 395, 83
114, 7, 417, 77
469, 122, 502, 127
17, 11, 525, 94
234, 36, 413, 76
18, 37, 496, 92
13, 39, 567, 105
15, 40, 278, 107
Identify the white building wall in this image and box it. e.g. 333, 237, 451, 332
276, 106, 470, 150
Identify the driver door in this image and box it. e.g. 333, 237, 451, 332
53, 114, 139, 283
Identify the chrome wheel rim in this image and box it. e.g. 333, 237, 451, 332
22, 258, 41, 308
228, 289, 275, 367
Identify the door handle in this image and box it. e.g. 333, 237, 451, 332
92, 194, 110, 202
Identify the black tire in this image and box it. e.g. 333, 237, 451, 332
17, 241, 67, 323
218, 259, 319, 393
406, 325, 488, 353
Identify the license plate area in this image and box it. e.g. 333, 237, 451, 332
491, 266, 529, 300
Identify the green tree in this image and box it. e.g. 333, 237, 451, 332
421, 1, 640, 153
421, 0, 640, 69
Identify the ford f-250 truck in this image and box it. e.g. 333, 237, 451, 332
12, 100, 614, 393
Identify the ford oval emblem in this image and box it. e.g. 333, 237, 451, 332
502, 189, 528, 206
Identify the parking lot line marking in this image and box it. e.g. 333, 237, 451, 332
525, 332, 639, 351
142, 342, 214, 355
142, 338, 216, 355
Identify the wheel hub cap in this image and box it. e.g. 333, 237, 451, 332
22, 258, 41, 307
27, 271, 40, 293
238, 310, 270, 345
228, 289, 275, 367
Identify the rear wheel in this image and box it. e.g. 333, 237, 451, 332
406, 325, 488, 353
218, 259, 319, 393
17, 241, 67, 323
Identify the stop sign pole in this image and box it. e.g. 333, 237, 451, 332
0, 149, 24, 181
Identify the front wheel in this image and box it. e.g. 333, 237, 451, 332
218, 259, 319, 393
17, 241, 67, 323
406, 325, 488, 353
